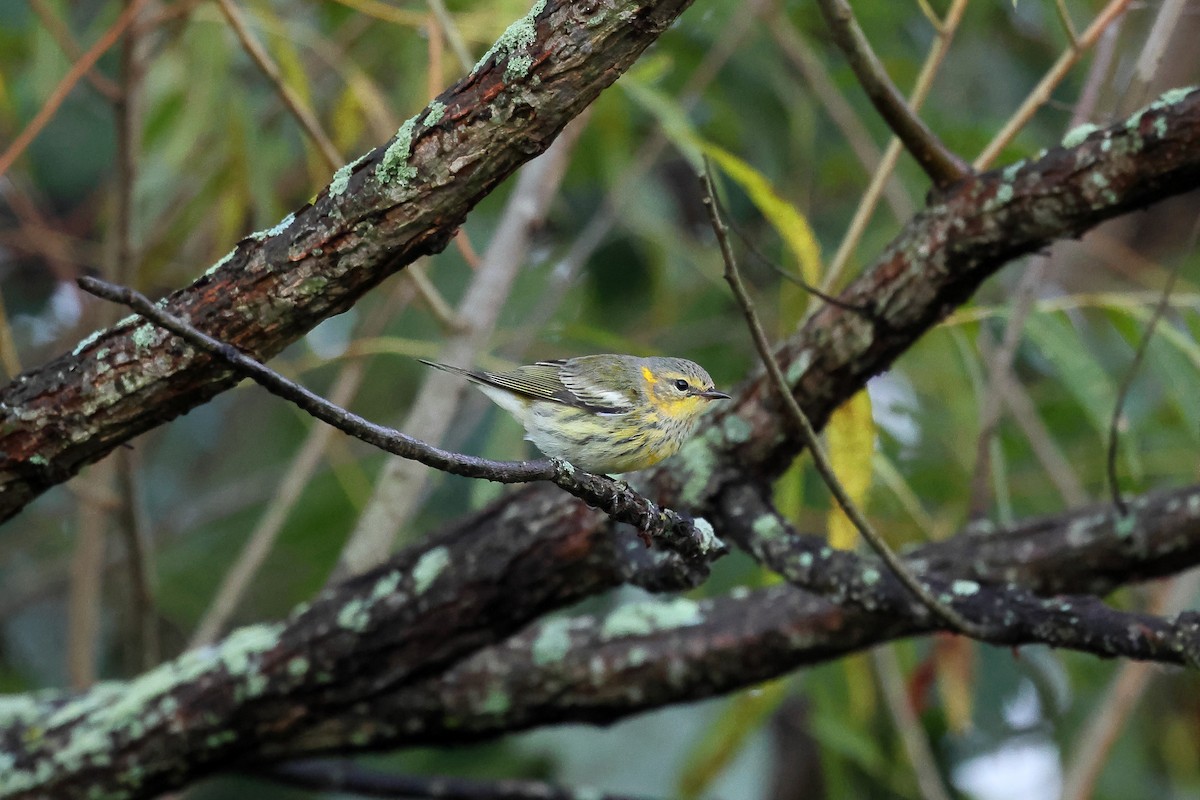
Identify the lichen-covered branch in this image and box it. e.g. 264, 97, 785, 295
0, 0, 698, 523
0, 488, 666, 799
276, 554, 1200, 757
7, 479, 1200, 798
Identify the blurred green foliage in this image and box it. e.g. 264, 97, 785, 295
3, 0, 1200, 798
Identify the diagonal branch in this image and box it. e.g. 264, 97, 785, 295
77, 276, 724, 563
0, 0, 701, 524
815, 0, 969, 187
8, 477, 1200, 797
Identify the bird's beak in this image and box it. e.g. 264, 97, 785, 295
698, 389, 732, 400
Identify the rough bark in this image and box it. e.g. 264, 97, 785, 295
2, 3, 1200, 796
0, 0, 697, 523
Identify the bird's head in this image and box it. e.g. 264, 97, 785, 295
639, 357, 731, 422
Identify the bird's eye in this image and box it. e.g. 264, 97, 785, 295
674, 379, 690, 392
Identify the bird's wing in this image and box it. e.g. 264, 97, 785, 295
471, 362, 573, 404
556, 358, 638, 414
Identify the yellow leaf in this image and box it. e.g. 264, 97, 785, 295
701, 144, 823, 287
826, 390, 875, 550
620, 79, 823, 287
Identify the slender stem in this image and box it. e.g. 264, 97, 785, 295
815, 0, 969, 187
1108, 258, 1185, 514
77, 277, 725, 563
821, 0, 968, 292
973, 0, 1132, 170
0, 0, 151, 179
701, 166, 990, 638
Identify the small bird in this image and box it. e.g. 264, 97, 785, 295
421, 354, 731, 474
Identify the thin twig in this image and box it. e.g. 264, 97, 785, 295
77, 277, 725, 563
872, 646, 954, 800
722, 213, 870, 315
108, 0, 159, 671
770, 13, 914, 221
821, 0, 968, 292
967, 260, 1049, 516
426, 0, 474, 72
1107, 257, 1186, 514
973, 0, 1133, 170
0, 0, 151, 180
214, 0, 341, 170
1054, 0, 1080, 48
190, 281, 417, 647
67, 462, 112, 689
517, 0, 770, 340
701, 165, 990, 638
814, 0, 969, 187
214, 0, 460, 329
28, 0, 121, 99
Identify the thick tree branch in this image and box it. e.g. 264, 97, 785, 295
0, 486, 700, 800
7, 479, 1200, 798
0, 0, 698, 523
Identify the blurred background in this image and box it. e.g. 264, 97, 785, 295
2, 0, 1200, 797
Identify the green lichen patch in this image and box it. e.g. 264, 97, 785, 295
72, 328, 106, 356
532, 618, 574, 665
423, 101, 446, 126
337, 598, 371, 632
721, 414, 752, 444
247, 212, 296, 243
131, 323, 158, 352
376, 117, 419, 185
1061, 122, 1100, 149
677, 428, 721, 506
480, 685, 511, 715
412, 546, 450, 594
751, 514, 786, 543
329, 163, 354, 197
601, 597, 703, 639
690, 517, 722, 555
473, 0, 547, 82
204, 247, 237, 277
951, 579, 980, 596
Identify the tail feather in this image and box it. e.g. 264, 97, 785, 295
418, 358, 485, 383
418, 358, 531, 419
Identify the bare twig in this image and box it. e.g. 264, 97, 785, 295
110, 0, 159, 671
214, 0, 341, 170
190, 281, 417, 647
700, 165, 989, 638
973, 0, 1133, 170
67, 463, 112, 688
1108, 257, 1186, 514
0, 0, 151, 180
214, 0, 459, 329
967, 260, 1050, 515
28, 0, 121, 100
814, 0, 969, 187
821, 0, 968, 292
78, 277, 725, 563
1053, 0, 1080, 47
770, 13, 913, 221
426, 0, 474, 72
872, 646, 954, 800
